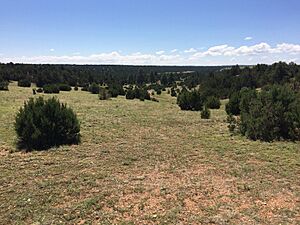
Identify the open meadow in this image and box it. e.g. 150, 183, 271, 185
0, 82, 299, 224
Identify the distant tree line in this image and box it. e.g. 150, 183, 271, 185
0, 63, 222, 88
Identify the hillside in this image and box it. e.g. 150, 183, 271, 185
0, 82, 299, 224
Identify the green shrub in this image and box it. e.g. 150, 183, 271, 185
0, 81, 9, 91
18, 79, 31, 87
177, 90, 204, 111
74, 86, 79, 91
225, 91, 241, 115
126, 89, 135, 99
125, 87, 150, 101
43, 84, 60, 94
238, 85, 300, 141
156, 90, 162, 95
58, 83, 72, 91
15, 97, 80, 150
201, 106, 211, 119
88, 83, 100, 94
206, 96, 221, 109
108, 83, 125, 97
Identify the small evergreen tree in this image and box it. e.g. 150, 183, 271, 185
58, 83, 72, 91
15, 97, 80, 150
18, 79, 31, 87
206, 96, 221, 109
225, 91, 241, 115
43, 84, 60, 94
177, 90, 203, 111
88, 83, 100, 94
125, 89, 135, 99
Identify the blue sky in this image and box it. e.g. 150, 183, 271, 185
0, 0, 300, 65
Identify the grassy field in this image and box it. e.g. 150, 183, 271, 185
0, 82, 299, 224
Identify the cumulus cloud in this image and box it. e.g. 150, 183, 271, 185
156, 50, 165, 55
184, 48, 197, 53
0, 51, 184, 65
1, 42, 300, 65
244, 37, 253, 41
191, 42, 300, 58
50, 48, 55, 52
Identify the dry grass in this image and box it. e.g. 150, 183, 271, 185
0, 82, 299, 224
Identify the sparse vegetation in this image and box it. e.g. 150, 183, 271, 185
0, 78, 299, 224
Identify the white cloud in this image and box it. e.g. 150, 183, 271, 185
1, 42, 300, 66
244, 37, 253, 41
276, 43, 300, 54
184, 48, 197, 53
50, 49, 55, 52
171, 49, 178, 53
156, 50, 165, 55
192, 44, 235, 57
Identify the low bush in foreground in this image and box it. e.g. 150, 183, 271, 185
15, 97, 80, 150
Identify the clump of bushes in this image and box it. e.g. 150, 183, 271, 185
125, 87, 150, 101
88, 83, 100, 94
58, 83, 72, 91
227, 85, 300, 141
43, 84, 60, 94
15, 97, 80, 150
74, 85, 79, 91
201, 106, 211, 119
205, 96, 221, 109
177, 89, 204, 111
18, 79, 31, 87
108, 83, 125, 98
